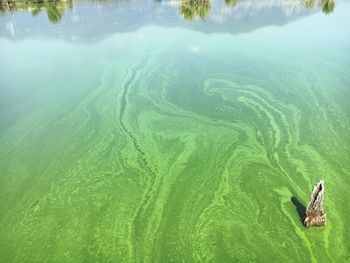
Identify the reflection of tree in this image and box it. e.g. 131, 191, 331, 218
300, 0, 334, 14
320, 0, 334, 14
0, 0, 72, 23
225, 0, 239, 7
45, 1, 67, 23
180, 0, 211, 21
224, 0, 335, 15
301, 0, 316, 10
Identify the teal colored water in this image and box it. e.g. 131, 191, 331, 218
0, 1, 350, 262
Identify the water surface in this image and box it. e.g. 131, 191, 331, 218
0, 0, 350, 262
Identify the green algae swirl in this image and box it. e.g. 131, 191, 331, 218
1, 15, 350, 263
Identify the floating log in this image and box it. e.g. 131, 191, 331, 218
303, 180, 327, 228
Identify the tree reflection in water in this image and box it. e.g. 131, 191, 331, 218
301, 0, 335, 14
320, 0, 335, 14
179, 0, 211, 21
0, 0, 72, 23
224, 0, 335, 15
178, 0, 335, 21
0, 0, 336, 25
225, 0, 239, 8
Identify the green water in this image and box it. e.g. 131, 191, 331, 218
1, 1, 350, 262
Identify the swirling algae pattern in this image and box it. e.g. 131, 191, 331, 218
0, 29, 350, 262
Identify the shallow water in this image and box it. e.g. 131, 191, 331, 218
0, 0, 350, 262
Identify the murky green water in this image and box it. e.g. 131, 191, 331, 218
1, 0, 350, 262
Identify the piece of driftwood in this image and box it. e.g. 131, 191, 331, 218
303, 180, 327, 228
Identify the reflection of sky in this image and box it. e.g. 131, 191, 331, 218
0, 0, 339, 42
